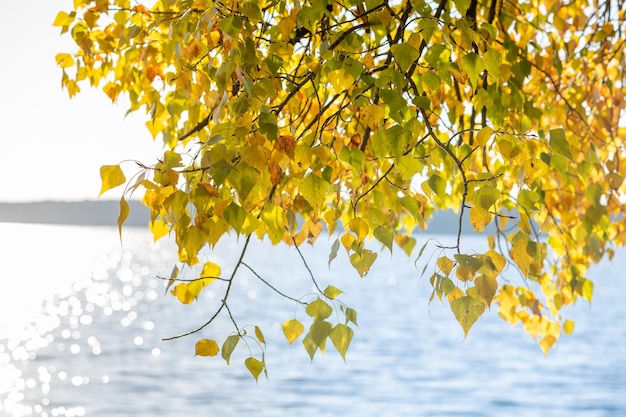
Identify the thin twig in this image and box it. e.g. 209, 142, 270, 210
241, 261, 307, 305
291, 236, 323, 294
163, 234, 253, 341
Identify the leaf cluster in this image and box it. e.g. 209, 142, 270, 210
59, 0, 626, 372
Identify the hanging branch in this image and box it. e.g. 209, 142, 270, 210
291, 236, 324, 294
162, 234, 253, 341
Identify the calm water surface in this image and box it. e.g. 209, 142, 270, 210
1, 223, 625, 417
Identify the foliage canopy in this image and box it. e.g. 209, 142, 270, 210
56, 0, 626, 378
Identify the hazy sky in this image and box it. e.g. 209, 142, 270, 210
0, 1, 164, 202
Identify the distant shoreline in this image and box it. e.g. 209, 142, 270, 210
0, 200, 485, 234
0, 200, 150, 228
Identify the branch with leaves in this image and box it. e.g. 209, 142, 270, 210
58, 0, 626, 375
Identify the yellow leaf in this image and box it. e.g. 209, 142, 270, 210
447, 287, 464, 303
201, 261, 221, 280
510, 239, 531, 276
451, 295, 487, 337
328, 68, 355, 93
485, 250, 507, 274
171, 283, 194, 304
340, 232, 356, 252
255, 326, 266, 345
195, 339, 219, 356
349, 218, 369, 242
563, 319, 575, 335
53, 11, 74, 27
469, 206, 491, 233
55, 53, 74, 68
245, 357, 265, 381
282, 319, 304, 344
99, 165, 126, 196
149, 219, 170, 242
437, 256, 455, 276
117, 197, 129, 239
329, 323, 354, 361
538, 334, 557, 355
360, 104, 385, 128
475, 275, 497, 305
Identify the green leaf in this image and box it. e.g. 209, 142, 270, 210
302, 332, 317, 360
179, 226, 206, 264
223, 202, 258, 235
345, 307, 358, 326
306, 299, 333, 320
374, 226, 394, 253
99, 165, 126, 196
483, 49, 502, 80
328, 68, 355, 93
391, 43, 420, 72
450, 295, 487, 337
460, 52, 485, 88
218, 16, 243, 38
474, 275, 497, 305
282, 319, 304, 344
349, 249, 378, 277
549, 128, 573, 160
300, 174, 329, 210
310, 320, 332, 350
427, 174, 446, 200
473, 185, 500, 210
221, 334, 240, 365
425, 44, 450, 69
518, 189, 540, 212
259, 111, 278, 140
323, 285, 343, 299
165, 264, 179, 295
399, 196, 423, 221
338, 146, 364, 169
328, 238, 340, 268
329, 324, 354, 361
245, 357, 265, 381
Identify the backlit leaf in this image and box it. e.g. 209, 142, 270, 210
549, 128, 573, 160
345, 307, 358, 326
306, 299, 333, 321
450, 295, 487, 337
245, 357, 265, 381
328, 238, 340, 267
300, 175, 329, 210
349, 249, 378, 277
55, 53, 74, 68
99, 165, 126, 196
255, 326, 266, 345
195, 339, 219, 356
221, 335, 240, 365
323, 285, 343, 300
373, 226, 394, 252
117, 197, 129, 238
475, 275, 498, 306
282, 319, 304, 344
329, 324, 354, 361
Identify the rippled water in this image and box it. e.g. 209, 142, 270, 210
1, 223, 625, 417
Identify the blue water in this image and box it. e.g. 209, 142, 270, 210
1, 223, 625, 417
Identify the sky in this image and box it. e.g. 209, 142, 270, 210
0, 1, 164, 202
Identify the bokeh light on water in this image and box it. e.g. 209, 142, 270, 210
1, 222, 625, 417
0, 223, 172, 417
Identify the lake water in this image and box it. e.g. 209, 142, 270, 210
1, 222, 625, 417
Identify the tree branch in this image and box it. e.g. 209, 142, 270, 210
162, 234, 253, 341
